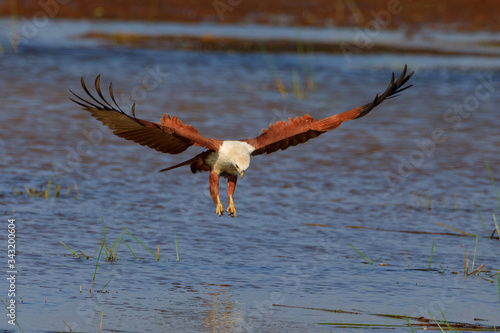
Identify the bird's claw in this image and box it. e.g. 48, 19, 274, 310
216, 202, 224, 216
227, 203, 236, 217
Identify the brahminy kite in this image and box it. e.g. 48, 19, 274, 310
70, 65, 413, 217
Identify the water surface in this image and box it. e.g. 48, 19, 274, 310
1, 19, 500, 332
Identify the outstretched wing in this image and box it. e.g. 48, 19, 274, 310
70, 75, 222, 154
243, 65, 413, 156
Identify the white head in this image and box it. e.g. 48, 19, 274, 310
233, 154, 250, 178
220, 141, 254, 178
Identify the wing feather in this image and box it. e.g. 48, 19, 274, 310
243, 65, 414, 156
70, 75, 222, 154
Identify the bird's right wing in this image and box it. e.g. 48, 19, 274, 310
243, 65, 413, 156
70, 75, 222, 154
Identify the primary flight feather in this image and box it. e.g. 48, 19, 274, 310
70, 65, 413, 217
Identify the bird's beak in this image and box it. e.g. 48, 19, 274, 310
240, 170, 245, 179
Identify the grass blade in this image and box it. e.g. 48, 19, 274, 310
428, 312, 445, 332
474, 201, 490, 237
462, 243, 467, 274
60, 241, 81, 259
110, 237, 118, 253
102, 217, 107, 257
46, 176, 51, 199
63, 320, 72, 332
442, 194, 448, 208
100, 278, 113, 293
91, 241, 105, 293
493, 213, 500, 239
317, 323, 398, 327
97, 238, 118, 260
74, 182, 79, 200
347, 243, 373, 264
292, 70, 303, 99
468, 264, 484, 276
115, 231, 124, 253
439, 308, 458, 332
175, 230, 180, 262
486, 163, 500, 212
260, 45, 288, 99
24, 185, 31, 197
121, 236, 136, 259
406, 316, 415, 333
122, 226, 159, 260
0, 297, 24, 332
435, 222, 477, 237
429, 238, 435, 268
412, 192, 420, 207
472, 235, 479, 271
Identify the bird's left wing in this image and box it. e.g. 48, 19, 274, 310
70, 75, 222, 154
242, 65, 413, 156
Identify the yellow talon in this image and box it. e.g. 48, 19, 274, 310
227, 197, 236, 217
216, 203, 223, 216
216, 195, 223, 216
227, 203, 236, 217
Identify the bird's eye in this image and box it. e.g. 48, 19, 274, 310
235, 164, 239, 169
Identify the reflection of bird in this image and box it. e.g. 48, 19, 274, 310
71, 65, 413, 217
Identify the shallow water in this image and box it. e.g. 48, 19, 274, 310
1, 19, 500, 332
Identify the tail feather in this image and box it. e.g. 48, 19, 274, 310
159, 150, 212, 173
159, 157, 198, 173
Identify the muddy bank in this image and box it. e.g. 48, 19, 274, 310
79, 31, 500, 57
2, 0, 500, 32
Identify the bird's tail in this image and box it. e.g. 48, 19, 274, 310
158, 156, 199, 173
159, 151, 211, 173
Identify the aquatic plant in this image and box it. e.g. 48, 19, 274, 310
275, 303, 498, 331
411, 191, 458, 210
262, 32, 316, 100
347, 242, 373, 264
428, 238, 434, 268
13, 177, 78, 200
60, 217, 171, 293
474, 164, 500, 239
122, 226, 160, 260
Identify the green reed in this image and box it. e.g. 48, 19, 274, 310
347, 243, 373, 264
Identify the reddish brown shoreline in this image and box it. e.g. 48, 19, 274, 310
79, 32, 499, 57
2, 0, 500, 32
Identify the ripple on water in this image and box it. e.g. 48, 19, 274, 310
1, 34, 500, 331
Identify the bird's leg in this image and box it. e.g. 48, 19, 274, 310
209, 171, 223, 216
226, 174, 237, 217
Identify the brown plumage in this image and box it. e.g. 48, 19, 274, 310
70, 65, 414, 217
70, 77, 222, 154
244, 65, 413, 156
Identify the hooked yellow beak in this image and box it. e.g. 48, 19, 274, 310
240, 170, 245, 179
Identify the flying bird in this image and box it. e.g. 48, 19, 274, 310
70, 65, 413, 217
